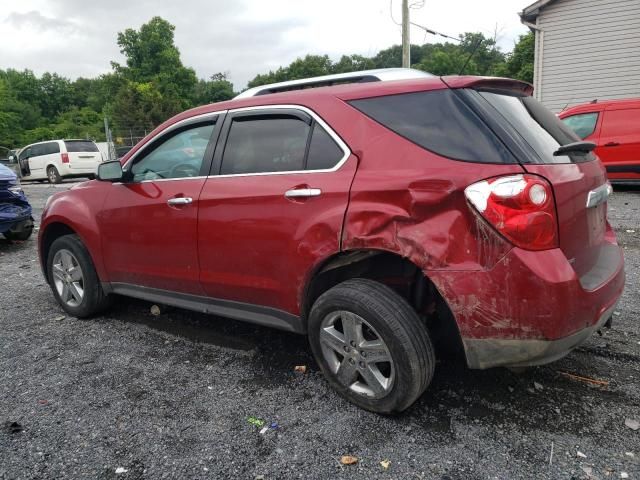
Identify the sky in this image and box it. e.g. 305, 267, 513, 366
0, 0, 533, 90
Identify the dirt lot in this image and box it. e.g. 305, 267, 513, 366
1, 180, 639, 479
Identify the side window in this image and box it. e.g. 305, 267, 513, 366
221, 116, 310, 175
130, 122, 215, 182
30, 144, 44, 157
19, 147, 31, 160
43, 142, 61, 155
350, 89, 515, 164
561, 112, 598, 139
306, 124, 345, 170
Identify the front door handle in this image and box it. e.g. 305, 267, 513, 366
167, 197, 193, 206
284, 188, 322, 198
604, 142, 620, 147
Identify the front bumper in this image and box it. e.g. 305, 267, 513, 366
429, 241, 625, 369
0, 203, 33, 234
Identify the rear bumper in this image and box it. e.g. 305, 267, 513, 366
429, 242, 625, 369
463, 302, 617, 368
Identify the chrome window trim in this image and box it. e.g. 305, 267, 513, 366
121, 110, 227, 172
209, 104, 351, 179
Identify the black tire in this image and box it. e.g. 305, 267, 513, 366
47, 165, 61, 184
4, 228, 32, 241
308, 278, 435, 414
46, 234, 110, 317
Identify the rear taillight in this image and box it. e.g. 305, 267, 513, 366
61, 153, 69, 164
465, 174, 558, 251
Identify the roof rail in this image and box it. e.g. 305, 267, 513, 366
235, 68, 434, 99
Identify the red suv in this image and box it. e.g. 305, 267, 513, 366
39, 73, 625, 413
559, 98, 640, 184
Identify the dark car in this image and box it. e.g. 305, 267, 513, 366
0, 163, 33, 240
39, 71, 624, 413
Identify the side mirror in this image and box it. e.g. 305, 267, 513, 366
8, 155, 15, 162
97, 160, 124, 182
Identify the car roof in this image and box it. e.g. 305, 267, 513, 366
560, 98, 640, 116
235, 68, 434, 99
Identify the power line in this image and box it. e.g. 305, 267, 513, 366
389, 0, 401, 26
410, 22, 461, 42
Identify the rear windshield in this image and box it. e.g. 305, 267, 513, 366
349, 89, 516, 164
64, 140, 99, 153
474, 91, 594, 164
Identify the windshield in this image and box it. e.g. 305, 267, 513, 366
475, 91, 595, 164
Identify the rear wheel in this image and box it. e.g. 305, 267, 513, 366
47, 166, 61, 184
308, 278, 435, 414
46, 234, 110, 317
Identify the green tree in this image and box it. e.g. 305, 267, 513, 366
332, 54, 376, 74
495, 32, 534, 83
194, 73, 235, 105
111, 17, 198, 129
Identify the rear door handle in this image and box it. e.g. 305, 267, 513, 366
284, 188, 322, 198
167, 197, 193, 206
604, 142, 620, 147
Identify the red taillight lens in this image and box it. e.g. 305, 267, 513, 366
61, 153, 69, 164
465, 174, 558, 251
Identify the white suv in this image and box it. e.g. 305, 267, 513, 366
17, 139, 103, 183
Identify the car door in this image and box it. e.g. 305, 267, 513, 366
27, 144, 46, 178
197, 106, 358, 316
18, 147, 32, 177
97, 114, 222, 294
598, 107, 640, 180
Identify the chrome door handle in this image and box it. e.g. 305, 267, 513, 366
284, 188, 322, 198
167, 197, 193, 206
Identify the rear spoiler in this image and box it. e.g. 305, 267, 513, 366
441, 76, 534, 97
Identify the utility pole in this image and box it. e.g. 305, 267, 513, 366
402, 0, 410, 67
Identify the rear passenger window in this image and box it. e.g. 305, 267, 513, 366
349, 89, 515, 164
561, 113, 598, 139
43, 142, 60, 155
30, 144, 44, 157
306, 124, 344, 170
221, 116, 310, 174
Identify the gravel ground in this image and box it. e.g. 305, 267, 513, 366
1, 180, 639, 480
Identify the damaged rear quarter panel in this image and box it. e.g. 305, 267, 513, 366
328, 101, 550, 341
335, 110, 524, 272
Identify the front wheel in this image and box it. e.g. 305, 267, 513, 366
46, 234, 110, 317
308, 278, 435, 414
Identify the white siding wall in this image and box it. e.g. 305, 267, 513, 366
535, 0, 640, 112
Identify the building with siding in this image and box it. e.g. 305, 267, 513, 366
520, 0, 640, 112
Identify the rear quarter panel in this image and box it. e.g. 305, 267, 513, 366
330, 98, 525, 272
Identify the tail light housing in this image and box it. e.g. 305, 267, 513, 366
465, 174, 558, 251
61, 153, 69, 164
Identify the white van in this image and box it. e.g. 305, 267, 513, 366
16, 139, 104, 183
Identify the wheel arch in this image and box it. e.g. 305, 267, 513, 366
301, 248, 465, 358
40, 222, 77, 283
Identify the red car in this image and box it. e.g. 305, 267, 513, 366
559, 98, 640, 184
39, 71, 625, 413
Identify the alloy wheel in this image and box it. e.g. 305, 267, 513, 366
319, 310, 395, 398
51, 249, 85, 307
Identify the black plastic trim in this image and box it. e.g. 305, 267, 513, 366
107, 282, 305, 334
606, 164, 640, 174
